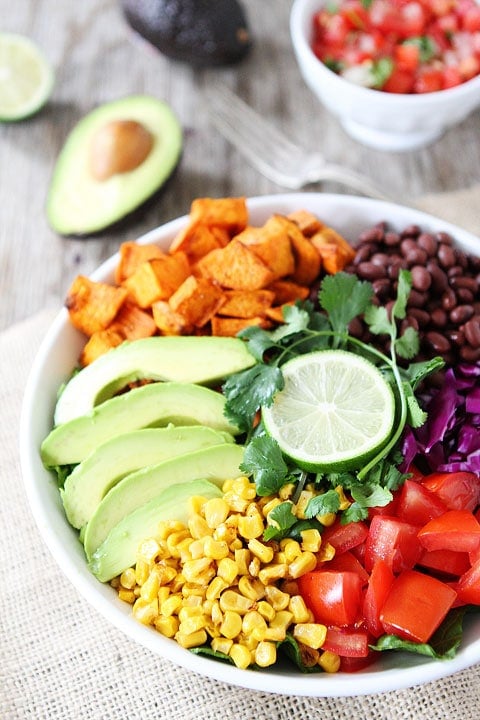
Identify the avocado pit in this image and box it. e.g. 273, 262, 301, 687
89, 119, 154, 181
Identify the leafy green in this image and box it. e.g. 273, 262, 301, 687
239, 435, 289, 496
263, 501, 297, 541
403, 36, 438, 63
277, 634, 323, 673
223, 364, 283, 433
304, 489, 341, 518
318, 273, 373, 343
370, 57, 394, 88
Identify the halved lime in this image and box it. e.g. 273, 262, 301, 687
262, 349, 395, 473
0, 33, 54, 122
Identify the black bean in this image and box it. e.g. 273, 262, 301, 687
427, 262, 449, 292
438, 243, 456, 268
425, 331, 451, 354
460, 345, 480, 362
441, 288, 457, 311
449, 305, 474, 324
417, 233, 438, 257
464, 317, 480, 347
430, 308, 448, 328
356, 261, 387, 280
411, 265, 431, 292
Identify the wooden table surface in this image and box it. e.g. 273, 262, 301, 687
2, 0, 480, 332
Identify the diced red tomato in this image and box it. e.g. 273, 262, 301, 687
421, 471, 480, 512
455, 558, 480, 604
339, 653, 377, 672
382, 67, 416, 93
417, 510, 480, 553
364, 515, 422, 573
321, 519, 369, 555
323, 550, 370, 586
379, 569, 457, 643
414, 68, 444, 92
463, 7, 480, 32
322, 626, 370, 658
417, 548, 471, 577
396, 478, 448, 526
395, 43, 421, 71
363, 559, 395, 637
297, 570, 363, 626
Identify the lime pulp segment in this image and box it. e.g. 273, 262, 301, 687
0, 33, 54, 121
262, 350, 396, 472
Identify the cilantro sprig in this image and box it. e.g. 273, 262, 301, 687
223, 271, 443, 527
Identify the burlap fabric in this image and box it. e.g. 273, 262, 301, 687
2, 189, 480, 719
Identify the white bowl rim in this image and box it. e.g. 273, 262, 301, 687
19, 192, 480, 698
290, 0, 480, 105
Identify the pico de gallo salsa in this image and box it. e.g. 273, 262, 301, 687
311, 0, 480, 93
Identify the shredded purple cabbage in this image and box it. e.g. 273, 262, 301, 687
401, 363, 480, 475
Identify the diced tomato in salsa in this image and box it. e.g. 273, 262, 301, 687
310, 0, 480, 93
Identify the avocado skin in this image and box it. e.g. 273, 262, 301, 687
122, 0, 252, 66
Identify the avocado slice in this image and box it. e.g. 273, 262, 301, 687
90, 478, 223, 582
83, 442, 244, 560
54, 335, 255, 426
62, 425, 234, 529
41, 381, 240, 467
122, 0, 252, 67
46, 95, 182, 236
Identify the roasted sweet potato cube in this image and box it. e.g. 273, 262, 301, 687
196, 240, 275, 290
122, 252, 190, 307
211, 315, 271, 337
264, 214, 322, 285
152, 301, 191, 335
169, 276, 226, 327
217, 289, 275, 318
268, 280, 310, 305
79, 328, 125, 366
310, 227, 356, 274
237, 222, 295, 280
110, 301, 156, 340
114, 242, 164, 284
189, 196, 248, 234
169, 224, 224, 262
65, 275, 127, 336
287, 209, 324, 237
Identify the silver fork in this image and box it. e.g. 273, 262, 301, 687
205, 85, 403, 203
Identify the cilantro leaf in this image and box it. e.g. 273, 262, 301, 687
239, 435, 289, 496
370, 57, 394, 88
403, 382, 427, 428
238, 325, 278, 362
364, 305, 391, 336
342, 483, 393, 523
319, 272, 374, 338
263, 501, 297, 540
269, 303, 311, 342
392, 269, 412, 321
223, 364, 283, 432
304, 489, 341, 519
395, 325, 419, 360
401, 357, 445, 390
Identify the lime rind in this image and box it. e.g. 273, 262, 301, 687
262, 349, 396, 473
0, 32, 54, 122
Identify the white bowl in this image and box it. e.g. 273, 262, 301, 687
20, 193, 480, 697
290, 0, 480, 151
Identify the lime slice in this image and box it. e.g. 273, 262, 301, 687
262, 349, 395, 473
0, 33, 54, 121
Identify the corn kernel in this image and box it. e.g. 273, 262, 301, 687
206, 576, 229, 601
281, 539, 302, 563
217, 557, 238, 584
161, 594, 182, 617
154, 615, 179, 637
317, 511, 336, 527
316, 541, 336, 563
319, 650, 341, 673
232, 477, 257, 500
188, 514, 212, 540
297, 643, 320, 667
300, 528, 322, 553
234, 548, 251, 575
211, 600, 223, 625
179, 614, 207, 635
257, 601, 276, 622
288, 551, 317, 579
293, 623, 327, 649
118, 589, 136, 604
248, 556, 261, 577
175, 629, 207, 649
135, 559, 150, 586
224, 491, 249, 513
222, 478, 235, 493
258, 563, 288, 585
274, 551, 287, 564
178, 537, 194, 563
255, 641, 277, 667
182, 590, 205, 604
120, 567, 137, 590
264, 585, 290, 611
213, 523, 237, 545
203, 537, 230, 560
189, 538, 206, 560
138, 538, 161, 564
248, 538, 274, 564
132, 598, 158, 626
204, 497, 230, 528
167, 530, 191, 557
294, 490, 314, 519
140, 569, 161, 602
229, 643, 252, 669
182, 557, 213, 583
238, 514, 264, 540
238, 576, 266, 601
220, 610, 243, 639
335, 485, 351, 511
219, 589, 253, 614
157, 565, 177, 586
211, 637, 233, 655
242, 611, 267, 641
262, 497, 283, 517
264, 610, 293, 641
170, 573, 186, 593
289, 595, 311, 624
279, 483, 296, 500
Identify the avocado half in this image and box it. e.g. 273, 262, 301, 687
46, 95, 182, 236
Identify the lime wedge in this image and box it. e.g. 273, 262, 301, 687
0, 33, 54, 122
262, 350, 395, 473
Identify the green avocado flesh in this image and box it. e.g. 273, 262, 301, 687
83, 442, 244, 561
62, 425, 234, 529
89, 479, 223, 582
54, 335, 256, 426
46, 95, 182, 235
41, 381, 240, 466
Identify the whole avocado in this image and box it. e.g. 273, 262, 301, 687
121, 0, 252, 66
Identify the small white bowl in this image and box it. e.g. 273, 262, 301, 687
290, 0, 480, 151
20, 193, 480, 697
